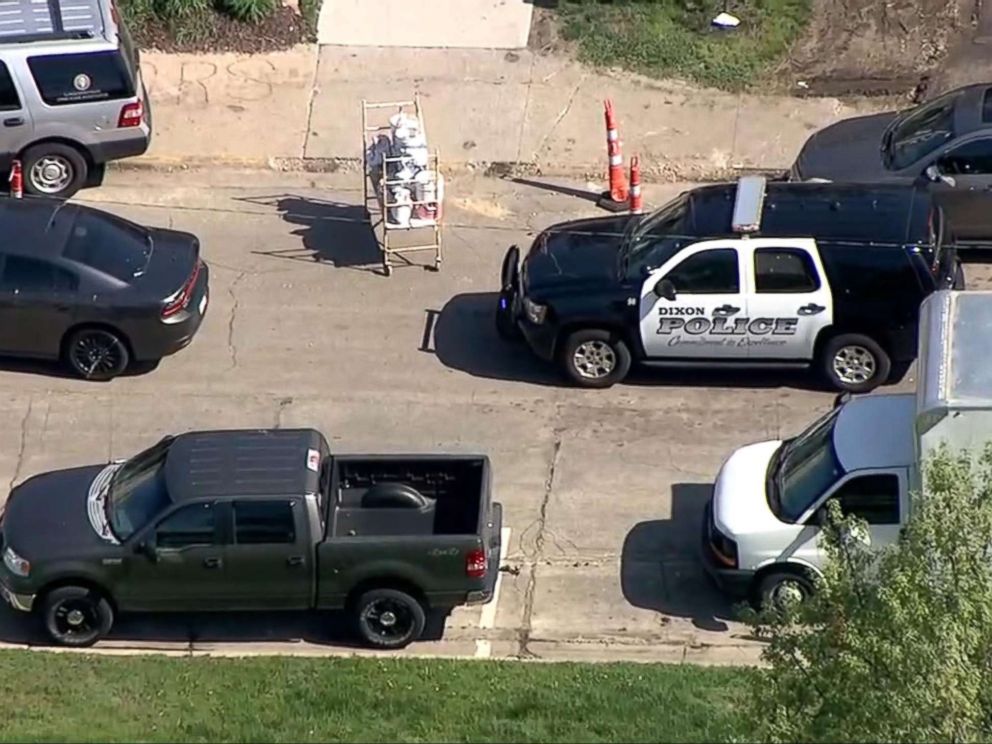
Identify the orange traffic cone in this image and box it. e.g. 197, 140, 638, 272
598, 99, 629, 212
8, 159, 22, 199
629, 156, 643, 214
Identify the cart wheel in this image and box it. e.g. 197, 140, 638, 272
383, 264, 392, 277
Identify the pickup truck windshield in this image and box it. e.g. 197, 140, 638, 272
107, 437, 174, 541
884, 91, 959, 170
769, 408, 845, 523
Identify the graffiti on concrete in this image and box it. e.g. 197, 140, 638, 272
141, 57, 309, 107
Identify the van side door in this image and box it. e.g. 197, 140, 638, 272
742, 238, 833, 361
0, 59, 33, 165
639, 242, 747, 359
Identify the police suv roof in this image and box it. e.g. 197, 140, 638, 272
685, 181, 927, 244
164, 429, 328, 502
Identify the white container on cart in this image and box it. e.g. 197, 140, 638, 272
389, 186, 413, 228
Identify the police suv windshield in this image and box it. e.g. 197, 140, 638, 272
768, 408, 845, 523
619, 194, 689, 275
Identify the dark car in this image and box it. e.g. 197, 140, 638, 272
790, 83, 992, 191
496, 177, 971, 393
0, 197, 208, 380
0, 428, 503, 650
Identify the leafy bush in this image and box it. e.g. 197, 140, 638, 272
217, 0, 278, 23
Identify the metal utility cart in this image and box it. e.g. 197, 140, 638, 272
362, 95, 443, 276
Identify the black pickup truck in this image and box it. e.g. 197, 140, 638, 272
0, 429, 503, 650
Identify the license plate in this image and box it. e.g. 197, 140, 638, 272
198, 293, 207, 315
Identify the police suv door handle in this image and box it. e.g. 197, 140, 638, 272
3, 117, 23, 127
798, 303, 826, 316
713, 304, 741, 316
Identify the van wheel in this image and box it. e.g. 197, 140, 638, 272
559, 329, 631, 389
22, 143, 88, 199
756, 571, 813, 612
64, 328, 130, 381
353, 588, 426, 650
42, 586, 114, 647
820, 334, 890, 393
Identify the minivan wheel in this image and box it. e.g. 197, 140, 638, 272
820, 333, 890, 393
756, 572, 813, 612
42, 586, 114, 647
560, 329, 632, 389
65, 328, 130, 381
22, 143, 88, 199
354, 588, 426, 650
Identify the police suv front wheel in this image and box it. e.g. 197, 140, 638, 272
820, 334, 890, 394
560, 329, 631, 389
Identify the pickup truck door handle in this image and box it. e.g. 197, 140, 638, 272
286, 555, 305, 567
713, 304, 740, 316
798, 303, 826, 316
202, 556, 222, 569
3, 117, 23, 127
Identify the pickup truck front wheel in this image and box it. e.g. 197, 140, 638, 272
41, 586, 114, 647
354, 588, 426, 650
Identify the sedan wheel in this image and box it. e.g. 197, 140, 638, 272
66, 329, 130, 381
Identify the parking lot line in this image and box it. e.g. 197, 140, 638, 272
475, 527, 511, 659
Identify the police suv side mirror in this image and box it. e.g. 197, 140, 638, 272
925, 164, 956, 188
654, 278, 677, 301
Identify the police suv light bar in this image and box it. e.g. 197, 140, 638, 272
731, 175, 767, 234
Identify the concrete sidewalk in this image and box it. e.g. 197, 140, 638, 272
136, 45, 890, 182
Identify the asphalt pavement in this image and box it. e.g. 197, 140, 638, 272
2, 168, 968, 665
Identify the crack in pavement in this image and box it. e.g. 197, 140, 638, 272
8, 398, 33, 494
517, 429, 563, 659
531, 77, 585, 162
226, 271, 248, 371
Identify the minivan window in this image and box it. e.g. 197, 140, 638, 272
831, 474, 900, 524
0, 62, 20, 111
64, 211, 151, 282
886, 92, 959, 170
27, 51, 135, 106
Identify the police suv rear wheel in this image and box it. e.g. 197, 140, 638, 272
820, 334, 890, 393
560, 329, 631, 388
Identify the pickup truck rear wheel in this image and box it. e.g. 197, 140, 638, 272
354, 588, 426, 650
41, 586, 114, 647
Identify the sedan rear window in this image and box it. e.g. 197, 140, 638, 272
27, 50, 135, 106
63, 210, 151, 282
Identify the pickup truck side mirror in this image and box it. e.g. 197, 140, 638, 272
925, 164, 956, 188
654, 278, 677, 301
135, 539, 158, 562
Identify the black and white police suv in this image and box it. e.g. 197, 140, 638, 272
496, 176, 969, 393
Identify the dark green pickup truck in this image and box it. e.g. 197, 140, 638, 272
0, 428, 503, 649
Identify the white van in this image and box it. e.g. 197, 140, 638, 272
702, 289, 992, 607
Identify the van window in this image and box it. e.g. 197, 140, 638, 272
754, 248, 820, 293
27, 50, 135, 106
0, 62, 20, 111
63, 211, 151, 282
830, 474, 900, 524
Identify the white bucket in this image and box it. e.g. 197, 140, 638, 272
389, 186, 412, 227
389, 112, 420, 132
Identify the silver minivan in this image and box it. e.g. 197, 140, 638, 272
0, 0, 151, 199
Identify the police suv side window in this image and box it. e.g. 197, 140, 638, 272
754, 249, 820, 293
830, 474, 900, 525
665, 249, 739, 294
0, 62, 20, 111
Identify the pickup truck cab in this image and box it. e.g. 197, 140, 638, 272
0, 428, 503, 650
702, 289, 992, 607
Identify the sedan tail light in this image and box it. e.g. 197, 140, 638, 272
162, 261, 202, 319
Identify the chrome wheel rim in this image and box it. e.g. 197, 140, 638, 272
572, 340, 616, 379
54, 599, 97, 640
30, 156, 74, 194
832, 345, 876, 385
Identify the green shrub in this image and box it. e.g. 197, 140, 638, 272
217, 0, 278, 23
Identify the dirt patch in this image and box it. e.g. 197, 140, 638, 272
130, 6, 311, 54
779, 0, 974, 98
527, 6, 574, 56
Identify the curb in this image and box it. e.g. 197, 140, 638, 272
110, 155, 786, 184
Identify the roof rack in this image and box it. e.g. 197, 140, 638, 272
0, 0, 104, 42
731, 175, 767, 234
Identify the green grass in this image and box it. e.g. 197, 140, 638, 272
0, 651, 748, 742
557, 0, 812, 91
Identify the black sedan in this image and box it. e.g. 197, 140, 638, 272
790, 83, 992, 191
0, 198, 209, 380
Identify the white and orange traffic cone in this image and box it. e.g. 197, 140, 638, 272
598, 99, 629, 212
629, 156, 643, 214
8, 159, 23, 199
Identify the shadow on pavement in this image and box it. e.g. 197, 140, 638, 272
235, 194, 383, 274
430, 292, 561, 386
0, 605, 450, 649
0, 355, 160, 381
621, 483, 736, 632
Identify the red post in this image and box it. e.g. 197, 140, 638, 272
629, 156, 642, 214
8, 159, 22, 199
598, 99, 628, 212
